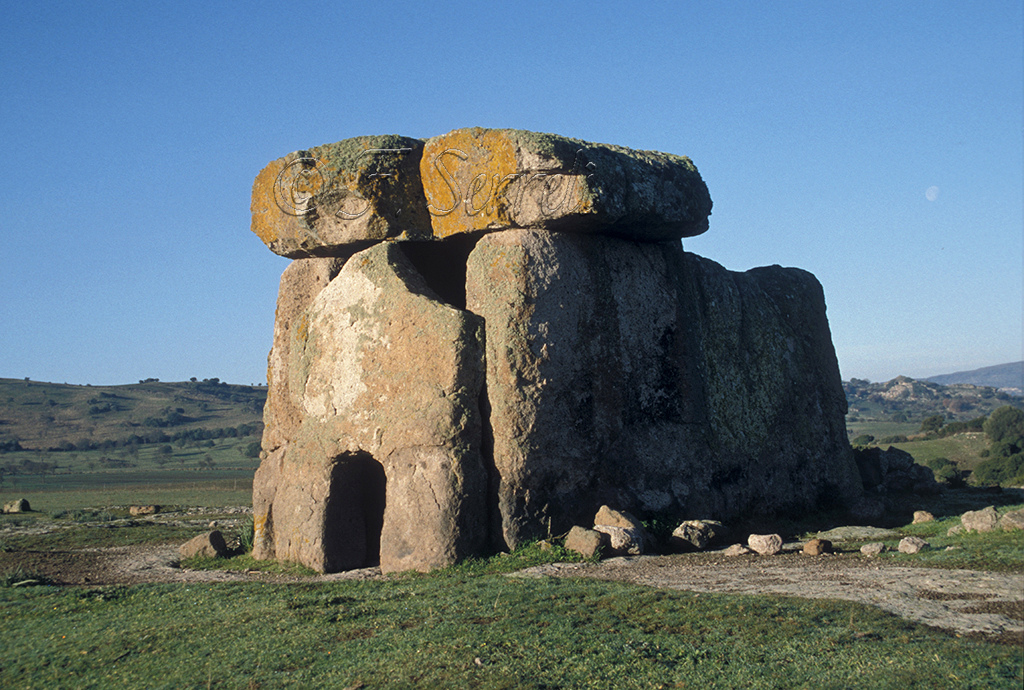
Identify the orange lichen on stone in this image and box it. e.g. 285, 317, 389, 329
251, 158, 287, 246
421, 128, 519, 239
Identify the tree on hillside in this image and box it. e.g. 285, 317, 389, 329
920, 414, 944, 433
973, 406, 1024, 486
984, 406, 1024, 446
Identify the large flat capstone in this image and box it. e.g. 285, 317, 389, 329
251, 128, 712, 256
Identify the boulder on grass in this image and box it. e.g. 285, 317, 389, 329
564, 526, 607, 558
912, 510, 934, 524
860, 542, 887, 556
179, 531, 228, 559
999, 509, 1024, 531
2, 498, 30, 514
961, 506, 999, 533
898, 536, 928, 554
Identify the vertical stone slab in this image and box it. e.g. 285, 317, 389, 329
466, 229, 861, 550
253, 256, 348, 562
466, 229, 711, 549
255, 242, 487, 573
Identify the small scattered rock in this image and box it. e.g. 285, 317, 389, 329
802, 538, 833, 556
670, 519, 726, 551
998, 508, 1024, 531
723, 543, 753, 556
912, 510, 934, 524
593, 505, 644, 532
129, 505, 160, 516
2, 498, 30, 514
860, 542, 886, 556
593, 525, 644, 556
898, 536, 929, 554
564, 526, 606, 558
961, 506, 999, 533
747, 533, 783, 556
946, 524, 964, 536
179, 530, 228, 559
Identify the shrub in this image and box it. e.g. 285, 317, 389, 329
972, 453, 1024, 487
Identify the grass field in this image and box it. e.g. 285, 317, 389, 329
2, 553, 1022, 688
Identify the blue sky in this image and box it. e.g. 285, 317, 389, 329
1, 1, 1021, 385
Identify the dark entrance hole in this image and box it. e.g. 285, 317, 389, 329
323, 451, 386, 572
397, 234, 481, 310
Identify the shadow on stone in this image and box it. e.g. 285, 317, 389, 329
324, 451, 387, 571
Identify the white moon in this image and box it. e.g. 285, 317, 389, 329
925, 186, 939, 201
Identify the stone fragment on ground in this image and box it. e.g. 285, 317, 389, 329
999, 508, 1024, 531
816, 526, 898, 542
564, 526, 606, 558
802, 538, 832, 556
860, 542, 887, 556
179, 531, 228, 559
723, 543, 754, 556
961, 506, 999, 533
912, 510, 934, 524
898, 536, 929, 554
2, 498, 30, 513
129, 505, 160, 516
748, 533, 783, 556
670, 520, 726, 551
594, 525, 644, 557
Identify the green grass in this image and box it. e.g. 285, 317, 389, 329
0, 477, 253, 512
0, 575, 1019, 688
891, 434, 990, 471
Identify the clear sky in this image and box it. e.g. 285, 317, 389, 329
2, 1, 1021, 386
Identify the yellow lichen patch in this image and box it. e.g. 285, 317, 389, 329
421, 128, 518, 238
251, 158, 287, 246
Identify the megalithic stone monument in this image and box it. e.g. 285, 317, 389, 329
249, 127, 861, 574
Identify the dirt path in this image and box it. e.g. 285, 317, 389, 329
4, 543, 1021, 644
514, 553, 1024, 644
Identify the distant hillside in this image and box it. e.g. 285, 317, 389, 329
0, 378, 266, 452
844, 375, 1023, 424
924, 361, 1023, 395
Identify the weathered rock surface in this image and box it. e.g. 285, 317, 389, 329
565, 526, 606, 558
179, 531, 228, 559
670, 520, 727, 552
252, 242, 488, 574
898, 536, 929, 554
2, 498, 30, 514
748, 533, 784, 556
593, 525, 644, 556
802, 538, 832, 556
1000, 508, 1024, 531
860, 542, 887, 556
465, 228, 859, 548
421, 128, 712, 241
961, 506, 1000, 533
853, 446, 938, 495
249, 129, 860, 573
251, 128, 713, 257
912, 510, 934, 524
252, 136, 431, 258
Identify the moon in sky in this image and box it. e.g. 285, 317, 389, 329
925, 186, 939, 201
